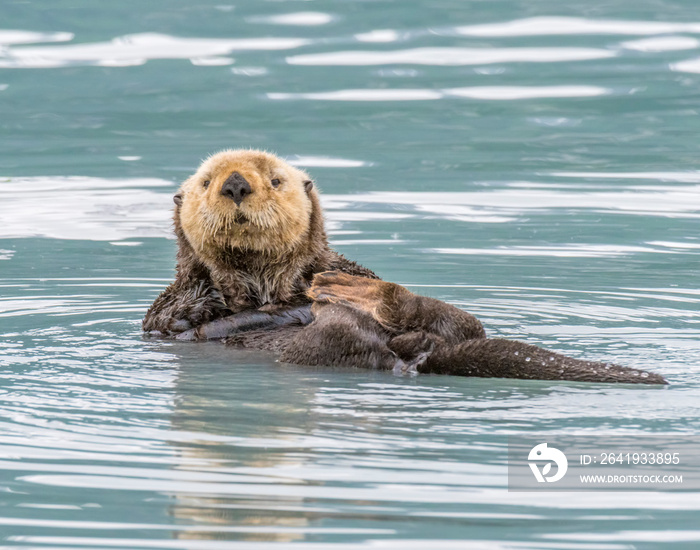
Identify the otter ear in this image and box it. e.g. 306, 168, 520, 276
303, 180, 314, 193
173, 193, 183, 206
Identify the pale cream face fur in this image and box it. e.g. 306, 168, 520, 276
178, 150, 313, 259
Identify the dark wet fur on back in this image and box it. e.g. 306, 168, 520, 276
226, 272, 667, 385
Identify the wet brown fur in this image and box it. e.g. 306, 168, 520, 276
144, 150, 667, 385
224, 272, 666, 385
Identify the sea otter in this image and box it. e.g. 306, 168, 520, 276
144, 150, 667, 385
142, 149, 376, 336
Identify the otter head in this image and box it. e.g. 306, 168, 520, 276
176, 150, 316, 259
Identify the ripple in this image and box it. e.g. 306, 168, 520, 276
552, 171, 700, 183
355, 29, 401, 43
0, 29, 73, 45
286, 155, 370, 168
445, 86, 610, 100
189, 56, 234, 66
248, 12, 334, 26
6, 176, 700, 242
286, 47, 615, 66
620, 36, 700, 52
0, 32, 310, 68
0, 176, 172, 240
269, 86, 610, 102
432, 244, 666, 258
230, 66, 268, 76
0, 517, 392, 535
323, 185, 700, 221
270, 89, 444, 101
0, 293, 148, 318
549, 531, 700, 542
455, 17, 700, 37
648, 241, 700, 250
15, 472, 700, 510
670, 57, 700, 73
0, 536, 616, 550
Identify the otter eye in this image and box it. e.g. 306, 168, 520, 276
271, 178, 281, 188
203, 180, 211, 189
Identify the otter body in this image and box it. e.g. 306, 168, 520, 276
144, 150, 667, 385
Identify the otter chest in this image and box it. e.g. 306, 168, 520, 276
208, 251, 308, 309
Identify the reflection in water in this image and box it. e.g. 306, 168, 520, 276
164, 351, 532, 543
169, 350, 314, 543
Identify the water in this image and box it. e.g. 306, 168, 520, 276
1, 0, 700, 548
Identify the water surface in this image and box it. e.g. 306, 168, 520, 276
2, 1, 700, 548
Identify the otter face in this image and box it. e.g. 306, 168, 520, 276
177, 150, 315, 257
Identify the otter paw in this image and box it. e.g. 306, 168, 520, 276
308, 271, 390, 313
392, 349, 431, 377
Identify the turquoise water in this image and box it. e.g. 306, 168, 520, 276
2, 0, 700, 548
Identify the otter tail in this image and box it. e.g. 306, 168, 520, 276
389, 333, 667, 385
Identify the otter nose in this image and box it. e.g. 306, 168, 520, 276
220, 172, 253, 206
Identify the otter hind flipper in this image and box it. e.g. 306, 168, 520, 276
415, 337, 667, 385
310, 276, 667, 384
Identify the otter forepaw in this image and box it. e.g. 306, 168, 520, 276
308, 271, 393, 319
